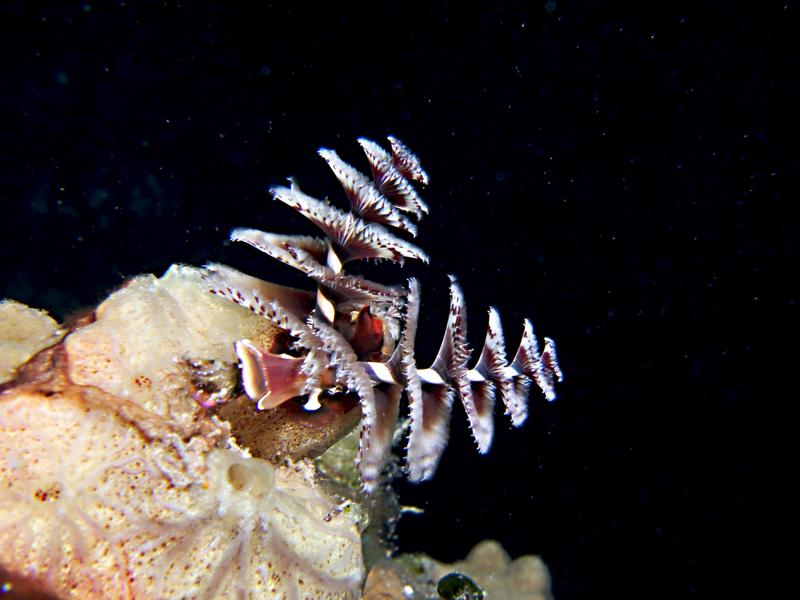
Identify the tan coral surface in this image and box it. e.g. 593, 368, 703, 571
363, 540, 551, 600
0, 300, 62, 385
0, 266, 364, 599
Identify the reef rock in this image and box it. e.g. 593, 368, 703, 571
0, 266, 365, 599
362, 540, 551, 600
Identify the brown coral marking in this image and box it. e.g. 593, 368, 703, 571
206, 136, 562, 489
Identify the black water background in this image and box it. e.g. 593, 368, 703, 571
0, 2, 793, 598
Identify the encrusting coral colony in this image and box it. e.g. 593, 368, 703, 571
204, 136, 563, 492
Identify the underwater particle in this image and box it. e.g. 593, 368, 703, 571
545, 1, 557, 15
437, 572, 484, 600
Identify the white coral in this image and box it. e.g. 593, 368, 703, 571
0, 266, 364, 599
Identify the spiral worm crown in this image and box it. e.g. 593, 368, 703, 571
204, 136, 563, 492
